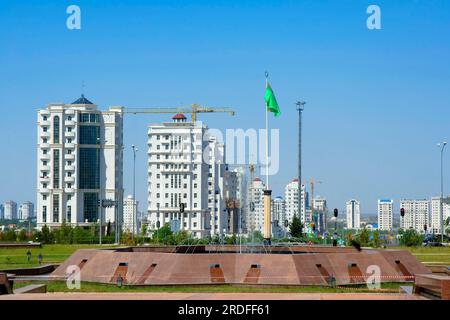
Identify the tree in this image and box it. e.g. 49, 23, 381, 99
355, 228, 370, 247
399, 229, 424, 247
289, 214, 303, 238
17, 229, 28, 242
41, 225, 52, 244
371, 230, 381, 248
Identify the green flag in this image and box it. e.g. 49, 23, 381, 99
265, 81, 281, 117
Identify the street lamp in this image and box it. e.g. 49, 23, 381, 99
131, 145, 138, 239
437, 141, 447, 243
333, 208, 338, 247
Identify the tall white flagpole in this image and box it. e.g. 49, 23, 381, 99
265, 74, 269, 189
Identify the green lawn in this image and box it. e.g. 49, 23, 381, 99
390, 246, 450, 265
0, 244, 116, 270
13, 280, 404, 294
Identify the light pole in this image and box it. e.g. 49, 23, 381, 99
438, 141, 447, 243
132, 145, 138, 239
296, 101, 306, 226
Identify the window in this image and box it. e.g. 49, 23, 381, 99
43, 161, 47, 166
79, 148, 100, 189
157, 193, 160, 198
83, 193, 98, 222
194, 203, 197, 208
53, 194, 59, 222
67, 195, 72, 201
42, 206, 47, 223
67, 205, 72, 222
43, 195, 47, 201
43, 138, 48, 144
53, 150, 60, 188
157, 135, 160, 140
79, 126, 100, 145
193, 222, 197, 228
43, 116, 48, 121
43, 127, 48, 133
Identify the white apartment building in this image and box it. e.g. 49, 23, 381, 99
123, 195, 138, 233
400, 199, 429, 233
377, 199, 393, 231
224, 170, 239, 234
147, 115, 212, 238
4, 201, 17, 220
232, 167, 247, 233
284, 179, 301, 224
272, 196, 286, 228
312, 197, 327, 233
207, 135, 228, 236
19, 202, 35, 220
247, 178, 266, 233
36, 95, 124, 230
346, 199, 361, 230
431, 196, 450, 234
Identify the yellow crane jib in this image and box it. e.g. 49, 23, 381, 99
123, 104, 236, 123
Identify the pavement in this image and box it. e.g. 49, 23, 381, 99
0, 292, 428, 300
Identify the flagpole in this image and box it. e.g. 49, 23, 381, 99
265, 77, 269, 190
263, 71, 272, 245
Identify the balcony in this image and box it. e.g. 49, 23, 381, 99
65, 131, 75, 138
65, 154, 75, 160
40, 131, 50, 138
65, 176, 75, 183
65, 165, 75, 171
65, 120, 76, 126
65, 188, 76, 193
40, 176, 50, 182
65, 143, 76, 149
40, 143, 50, 149
40, 153, 50, 160
40, 166, 51, 172
40, 120, 51, 127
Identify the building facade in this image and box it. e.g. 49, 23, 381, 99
4, 201, 18, 220
19, 202, 35, 221
346, 199, 361, 230
400, 199, 429, 233
377, 199, 393, 231
147, 115, 212, 238
0, 204, 3, 220
312, 197, 327, 233
247, 178, 266, 234
123, 195, 138, 233
36, 95, 124, 230
430, 196, 450, 234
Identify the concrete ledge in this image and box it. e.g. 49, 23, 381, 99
0, 264, 58, 276
414, 274, 450, 300
0, 243, 42, 249
14, 284, 47, 294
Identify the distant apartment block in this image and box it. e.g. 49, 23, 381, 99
400, 199, 429, 233
123, 195, 138, 233
247, 178, 266, 234
36, 95, 124, 230
431, 196, 450, 234
346, 199, 361, 230
3, 201, 18, 220
19, 202, 35, 220
377, 199, 393, 231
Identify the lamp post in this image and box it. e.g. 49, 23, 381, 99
333, 208, 338, 247
132, 145, 138, 239
438, 141, 447, 243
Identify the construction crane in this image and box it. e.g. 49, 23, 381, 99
124, 103, 236, 123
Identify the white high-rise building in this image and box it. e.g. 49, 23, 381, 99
284, 179, 300, 224
272, 196, 286, 227
377, 199, 393, 231
19, 202, 35, 221
4, 201, 18, 220
36, 95, 124, 230
312, 197, 327, 233
232, 167, 247, 233
430, 196, 450, 234
247, 178, 266, 233
346, 199, 361, 230
400, 199, 429, 233
123, 195, 139, 233
147, 115, 213, 238
207, 135, 228, 236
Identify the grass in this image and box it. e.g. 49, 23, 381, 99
12, 280, 405, 294
389, 246, 450, 264
0, 244, 116, 270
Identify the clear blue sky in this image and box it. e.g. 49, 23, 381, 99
0, 0, 449, 215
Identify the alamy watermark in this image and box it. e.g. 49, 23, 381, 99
66, 5, 81, 30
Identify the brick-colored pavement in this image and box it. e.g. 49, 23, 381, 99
0, 292, 427, 300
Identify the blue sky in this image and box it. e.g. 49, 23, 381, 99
0, 0, 449, 215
